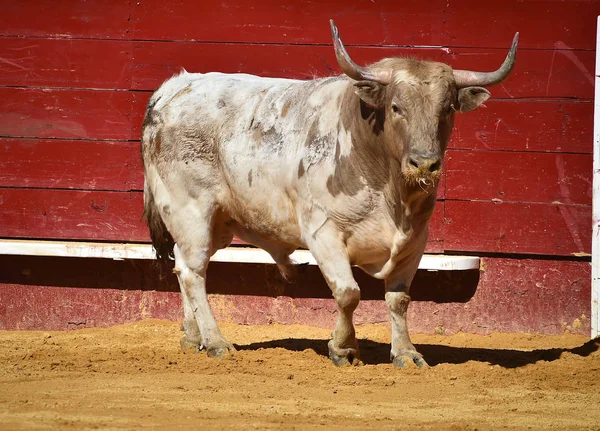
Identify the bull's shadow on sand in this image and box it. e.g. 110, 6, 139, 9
235, 336, 600, 368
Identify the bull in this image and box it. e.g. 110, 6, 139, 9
141, 21, 518, 368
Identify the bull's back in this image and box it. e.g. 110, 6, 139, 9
142, 71, 316, 245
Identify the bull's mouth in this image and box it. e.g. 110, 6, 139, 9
402, 163, 442, 192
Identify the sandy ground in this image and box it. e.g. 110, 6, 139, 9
0, 320, 599, 430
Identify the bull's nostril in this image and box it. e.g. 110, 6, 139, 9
429, 161, 441, 172
409, 158, 419, 169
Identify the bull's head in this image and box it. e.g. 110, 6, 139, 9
330, 20, 518, 190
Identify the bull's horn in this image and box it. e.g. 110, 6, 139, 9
330, 19, 392, 85
453, 32, 519, 88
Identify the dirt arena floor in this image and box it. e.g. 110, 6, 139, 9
0, 319, 599, 430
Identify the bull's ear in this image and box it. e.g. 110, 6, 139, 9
354, 80, 386, 108
457, 86, 490, 113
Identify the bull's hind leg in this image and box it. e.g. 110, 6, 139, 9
171, 206, 235, 359
307, 227, 361, 366
180, 292, 203, 352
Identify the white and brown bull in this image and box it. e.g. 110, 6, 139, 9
142, 21, 518, 368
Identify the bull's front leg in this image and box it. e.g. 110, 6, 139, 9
385, 263, 428, 369
307, 228, 361, 366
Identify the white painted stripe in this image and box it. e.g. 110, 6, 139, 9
591, 16, 600, 339
0, 239, 480, 271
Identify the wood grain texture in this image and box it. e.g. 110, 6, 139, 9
0, 88, 137, 141
130, 91, 593, 154
0, 256, 590, 334
445, 150, 592, 205
2, 139, 591, 208
0, 189, 148, 242
444, 200, 591, 256
2, 88, 588, 155
0, 37, 133, 89
0, 0, 132, 40
0, 187, 446, 251
0, 185, 591, 257
0, 139, 142, 191
131, 42, 594, 100
450, 101, 592, 154
0, 36, 593, 101
1, 0, 595, 50
130, 0, 597, 50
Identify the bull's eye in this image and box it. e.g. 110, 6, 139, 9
391, 104, 404, 117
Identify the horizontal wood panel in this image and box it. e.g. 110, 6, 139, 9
0, 256, 590, 334
0, 1, 131, 40
0, 88, 137, 141
131, 42, 593, 100
0, 188, 446, 251
0, 136, 441, 196
444, 201, 591, 256
450, 101, 592, 154
130, 92, 593, 154
445, 150, 592, 205
1, 1, 595, 50
1, 186, 592, 256
1, 37, 593, 101
0, 87, 590, 155
0, 37, 133, 89
0, 189, 148, 242
2, 138, 590, 208
131, 0, 596, 50
0, 139, 142, 190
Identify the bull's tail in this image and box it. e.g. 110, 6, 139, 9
143, 180, 175, 262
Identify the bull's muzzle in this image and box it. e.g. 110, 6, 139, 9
404, 152, 442, 188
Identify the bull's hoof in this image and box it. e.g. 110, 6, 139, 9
328, 340, 361, 367
392, 351, 429, 369
180, 336, 203, 354
206, 343, 236, 360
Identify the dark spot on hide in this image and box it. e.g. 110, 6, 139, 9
304, 121, 331, 157
326, 149, 368, 197
281, 101, 291, 118
251, 122, 284, 152
247, 169, 253, 187
327, 86, 391, 198
162, 205, 171, 216
178, 127, 218, 162
360, 100, 385, 136
217, 99, 226, 109
154, 132, 162, 155
297, 160, 305, 178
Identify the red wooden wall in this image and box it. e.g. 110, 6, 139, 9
0, 0, 596, 333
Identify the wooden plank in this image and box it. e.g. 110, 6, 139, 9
0, 37, 133, 89
0, 189, 148, 242
0, 79, 590, 157
444, 200, 591, 256
0, 0, 131, 39
0, 256, 590, 335
0, 138, 142, 191
1, 0, 595, 50
445, 150, 592, 205
131, 42, 594, 100
0, 188, 445, 249
130, 0, 597, 50
450, 101, 593, 154
130, 91, 593, 154
1, 35, 592, 100
0, 88, 136, 141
